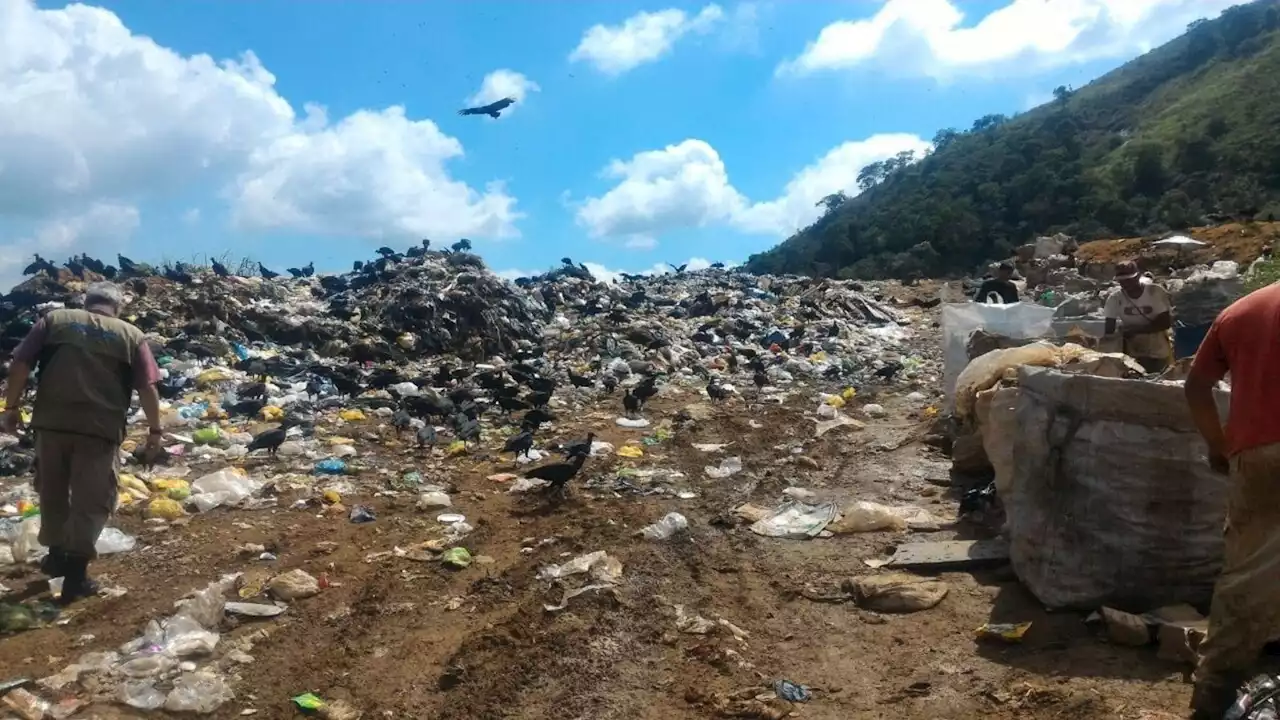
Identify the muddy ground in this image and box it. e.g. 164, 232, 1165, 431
0, 387, 1199, 720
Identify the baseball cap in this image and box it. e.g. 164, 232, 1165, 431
1113, 261, 1140, 281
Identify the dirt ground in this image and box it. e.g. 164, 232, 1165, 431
0, 387, 1201, 720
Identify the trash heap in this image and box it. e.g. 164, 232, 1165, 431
0, 250, 946, 716
0, 250, 552, 363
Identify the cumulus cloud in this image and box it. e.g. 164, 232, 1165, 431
0, 0, 518, 251
575, 139, 748, 246
466, 70, 540, 117
734, 134, 932, 235
230, 107, 520, 240
570, 5, 725, 75
778, 0, 1237, 78
574, 134, 929, 245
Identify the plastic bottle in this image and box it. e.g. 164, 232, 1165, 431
640, 512, 689, 540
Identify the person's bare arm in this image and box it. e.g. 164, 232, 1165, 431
138, 383, 162, 432
1185, 322, 1229, 471
4, 361, 30, 410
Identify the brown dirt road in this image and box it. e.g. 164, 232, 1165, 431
0, 390, 1197, 720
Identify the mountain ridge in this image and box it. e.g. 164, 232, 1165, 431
746, 0, 1280, 280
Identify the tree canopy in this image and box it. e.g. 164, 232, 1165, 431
746, 0, 1280, 280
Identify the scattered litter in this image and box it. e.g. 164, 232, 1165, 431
975, 622, 1032, 643
846, 573, 950, 613
704, 457, 743, 478
639, 512, 689, 540
749, 501, 838, 539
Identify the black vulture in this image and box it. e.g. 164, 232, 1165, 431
457, 97, 515, 119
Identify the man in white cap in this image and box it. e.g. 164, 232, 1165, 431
1103, 260, 1174, 372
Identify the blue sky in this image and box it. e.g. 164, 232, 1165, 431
0, 0, 1237, 286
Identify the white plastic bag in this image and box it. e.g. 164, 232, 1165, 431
941, 301, 1054, 406
190, 469, 261, 512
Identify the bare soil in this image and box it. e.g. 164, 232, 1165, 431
0, 389, 1199, 720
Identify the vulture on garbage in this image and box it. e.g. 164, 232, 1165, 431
211, 260, 231, 277
257, 263, 280, 280
458, 97, 515, 119
451, 239, 472, 253
118, 254, 140, 275
23, 255, 56, 277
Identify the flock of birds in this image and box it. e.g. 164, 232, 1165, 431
146, 328, 905, 502
20, 238, 481, 287
139, 347, 682, 500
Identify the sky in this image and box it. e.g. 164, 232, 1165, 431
0, 0, 1240, 288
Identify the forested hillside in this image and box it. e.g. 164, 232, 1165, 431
746, 0, 1280, 280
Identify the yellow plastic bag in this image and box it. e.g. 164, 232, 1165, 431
195, 368, 233, 388
339, 409, 366, 422
118, 474, 151, 501
260, 405, 285, 421
825, 395, 846, 408
149, 478, 190, 501
145, 497, 186, 520
617, 445, 644, 458
841, 387, 857, 401
447, 440, 468, 456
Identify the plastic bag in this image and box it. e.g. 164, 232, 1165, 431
704, 457, 743, 479
164, 672, 233, 714
190, 469, 261, 512
749, 502, 838, 539
191, 426, 221, 445
11, 515, 42, 563
313, 458, 347, 475
640, 512, 688, 540
833, 501, 940, 533
96, 527, 137, 555
941, 301, 1054, 406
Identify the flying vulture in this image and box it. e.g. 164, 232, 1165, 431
458, 97, 515, 119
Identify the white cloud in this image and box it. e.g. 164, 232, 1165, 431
778, 0, 1237, 78
734, 134, 932, 235
575, 139, 747, 246
230, 107, 520, 241
570, 5, 725, 76
0, 0, 518, 252
0, 202, 139, 288
575, 133, 929, 245
466, 70, 540, 117
495, 268, 537, 281
583, 257, 715, 284
182, 208, 202, 225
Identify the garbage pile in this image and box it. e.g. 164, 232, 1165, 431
0, 249, 552, 363
0, 246, 947, 715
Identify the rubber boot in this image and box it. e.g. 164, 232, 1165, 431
39, 547, 67, 578
57, 554, 100, 604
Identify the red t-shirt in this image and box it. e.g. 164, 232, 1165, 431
1190, 283, 1280, 456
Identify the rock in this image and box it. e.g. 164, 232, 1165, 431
844, 573, 949, 613
1100, 606, 1151, 647
268, 569, 321, 601
863, 403, 888, 419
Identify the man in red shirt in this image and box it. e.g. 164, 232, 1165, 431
1185, 282, 1280, 718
